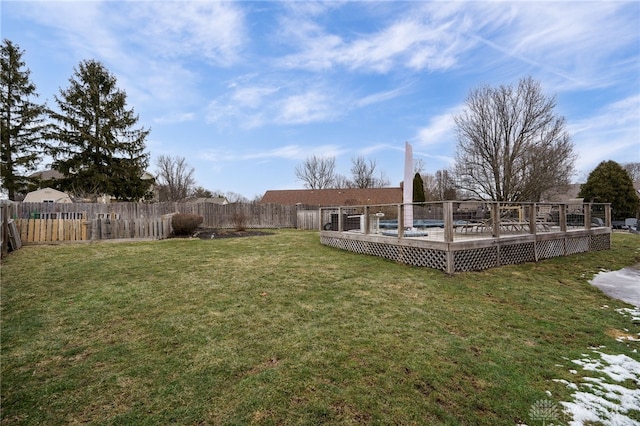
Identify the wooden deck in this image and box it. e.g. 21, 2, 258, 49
319, 201, 612, 274
321, 227, 611, 273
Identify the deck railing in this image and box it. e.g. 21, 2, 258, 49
320, 201, 611, 243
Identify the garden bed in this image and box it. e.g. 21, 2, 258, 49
190, 228, 273, 239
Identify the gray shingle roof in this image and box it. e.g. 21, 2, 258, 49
260, 187, 403, 207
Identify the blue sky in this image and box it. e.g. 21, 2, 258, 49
3, 1, 639, 200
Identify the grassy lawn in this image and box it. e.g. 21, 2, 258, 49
1, 230, 639, 425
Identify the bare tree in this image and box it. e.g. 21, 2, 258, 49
348, 156, 390, 188
295, 155, 336, 189
421, 170, 458, 201
453, 77, 576, 202
435, 170, 459, 200
155, 155, 195, 201
333, 174, 350, 189
222, 191, 248, 203
421, 173, 438, 201
622, 162, 640, 182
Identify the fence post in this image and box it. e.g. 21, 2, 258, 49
1, 203, 8, 257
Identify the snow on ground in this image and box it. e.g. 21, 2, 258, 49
553, 307, 640, 425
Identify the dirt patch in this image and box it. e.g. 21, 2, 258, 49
189, 228, 272, 240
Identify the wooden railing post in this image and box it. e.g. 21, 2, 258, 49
443, 201, 454, 243
397, 204, 404, 238
559, 204, 567, 232
363, 206, 370, 235
338, 207, 343, 232
529, 203, 537, 235
491, 203, 500, 238
584, 203, 592, 230
605, 204, 612, 228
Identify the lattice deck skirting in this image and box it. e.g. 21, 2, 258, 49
321, 228, 611, 274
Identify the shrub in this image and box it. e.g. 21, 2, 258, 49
171, 213, 203, 236
231, 211, 247, 231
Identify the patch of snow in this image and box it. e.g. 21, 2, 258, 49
555, 305, 640, 425
553, 379, 579, 390
558, 349, 640, 425
617, 307, 640, 324
590, 268, 640, 307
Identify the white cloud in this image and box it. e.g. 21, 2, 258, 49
569, 95, 640, 174
358, 144, 400, 156
276, 3, 478, 73
413, 106, 462, 148
231, 86, 280, 108
200, 144, 346, 163
275, 91, 337, 125
356, 86, 410, 108
464, 2, 639, 90
11, 1, 247, 113
130, 1, 247, 66
206, 77, 345, 128
153, 112, 195, 125
273, 1, 638, 91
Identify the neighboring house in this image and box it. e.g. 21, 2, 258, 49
30, 169, 65, 182
541, 183, 582, 202
543, 181, 640, 203
23, 187, 72, 203
260, 187, 403, 207
29, 169, 156, 203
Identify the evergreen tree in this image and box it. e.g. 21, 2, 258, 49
1, 39, 49, 200
48, 59, 150, 201
579, 160, 639, 220
412, 172, 425, 203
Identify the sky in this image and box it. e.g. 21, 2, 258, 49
2, 1, 639, 200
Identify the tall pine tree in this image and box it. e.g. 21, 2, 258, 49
412, 172, 425, 203
48, 60, 151, 201
1, 39, 49, 200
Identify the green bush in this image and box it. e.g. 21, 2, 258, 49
171, 213, 203, 236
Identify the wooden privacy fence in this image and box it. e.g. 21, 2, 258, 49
90, 217, 172, 240
15, 201, 300, 229
16, 218, 89, 243
6, 202, 319, 245
296, 210, 320, 230
15, 217, 172, 243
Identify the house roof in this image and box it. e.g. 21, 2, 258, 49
260, 187, 403, 207
23, 187, 73, 203
187, 196, 229, 205
29, 169, 64, 181
543, 181, 640, 202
